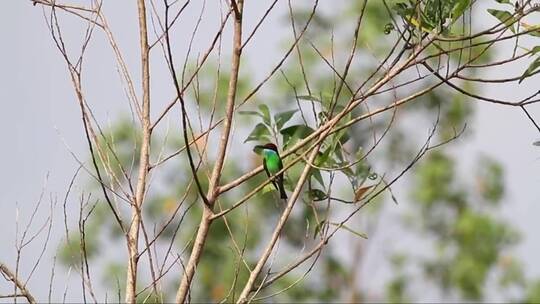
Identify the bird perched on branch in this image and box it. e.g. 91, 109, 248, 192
255, 143, 287, 199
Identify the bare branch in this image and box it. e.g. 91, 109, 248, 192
236, 141, 323, 303
0, 262, 37, 304
125, 0, 152, 302
175, 0, 245, 301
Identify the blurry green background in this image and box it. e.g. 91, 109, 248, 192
1, 0, 540, 302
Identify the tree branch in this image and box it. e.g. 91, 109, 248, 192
236, 142, 323, 303
125, 0, 151, 302
0, 262, 36, 304
175, 0, 244, 302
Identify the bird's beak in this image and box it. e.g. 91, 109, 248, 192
253, 145, 264, 154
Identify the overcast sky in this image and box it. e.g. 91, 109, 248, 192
1, 1, 539, 301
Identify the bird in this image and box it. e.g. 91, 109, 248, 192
255, 143, 287, 199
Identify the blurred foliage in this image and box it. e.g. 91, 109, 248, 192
411, 151, 522, 300
57, 0, 540, 302
386, 254, 410, 303
524, 279, 540, 303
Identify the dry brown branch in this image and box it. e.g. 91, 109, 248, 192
43, 2, 127, 234
218, 33, 436, 200
151, 8, 233, 132
0, 262, 37, 304
96, 11, 143, 121
151, 0, 318, 171
78, 195, 98, 303
236, 141, 323, 303
251, 113, 463, 297
175, 0, 245, 301
27, 0, 540, 302
125, 0, 152, 302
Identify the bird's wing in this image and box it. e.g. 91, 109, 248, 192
263, 158, 270, 176
263, 157, 279, 190
277, 152, 284, 170
276, 152, 284, 181
275, 153, 287, 199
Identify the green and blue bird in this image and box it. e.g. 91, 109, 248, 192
255, 143, 287, 199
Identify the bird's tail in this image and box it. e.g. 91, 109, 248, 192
279, 183, 287, 199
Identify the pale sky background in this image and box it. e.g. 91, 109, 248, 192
1, 0, 540, 302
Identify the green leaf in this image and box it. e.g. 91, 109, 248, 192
337, 129, 350, 145
519, 56, 540, 83
531, 46, 540, 56
258, 104, 271, 125
356, 164, 369, 178
316, 148, 333, 167
297, 95, 322, 102
244, 123, 271, 143
339, 162, 355, 179
281, 125, 315, 145
394, 1, 433, 32
314, 220, 327, 239
312, 169, 325, 187
487, 9, 516, 33
394, 2, 414, 20
329, 222, 368, 239
308, 189, 328, 201
494, 0, 512, 4
239, 106, 274, 126
239, 110, 265, 119
522, 24, 540, 37
332, 144, 345, 162
451, 0, 471, 22
274, 109, 298, 130
238, 110, 260, 116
